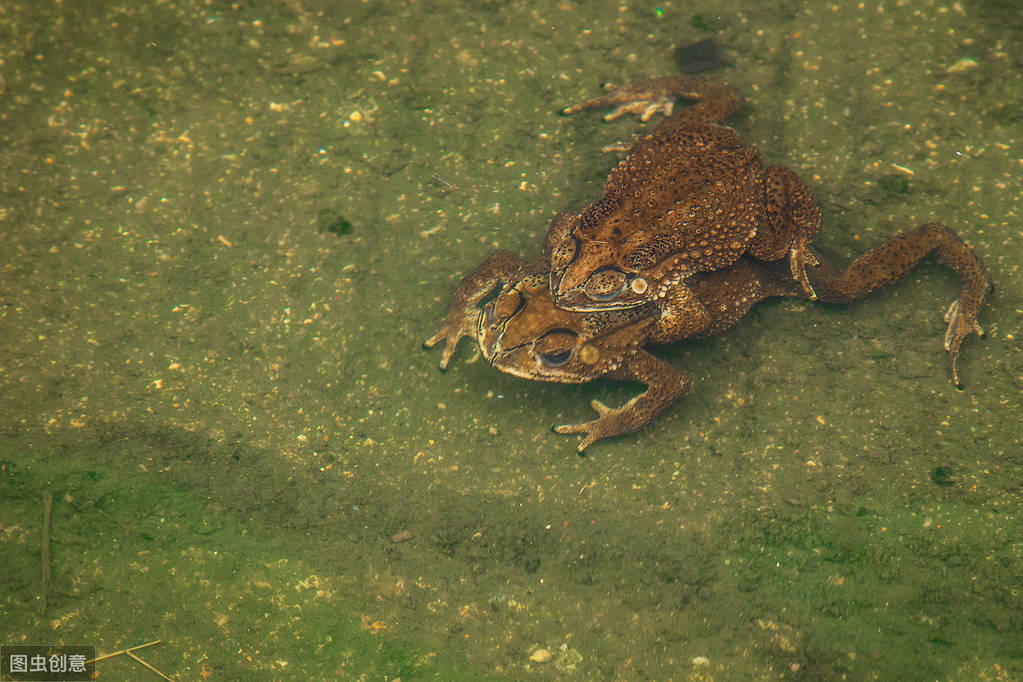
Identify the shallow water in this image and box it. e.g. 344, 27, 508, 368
1, 1, 1020, 679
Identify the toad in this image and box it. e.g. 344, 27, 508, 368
545, 75, 822, 340
425, 225, 991, 451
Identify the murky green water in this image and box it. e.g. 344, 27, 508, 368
2, 1, 1020, 679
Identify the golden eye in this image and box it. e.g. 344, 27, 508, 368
583, 268, 626, 301
535, 329, 578, 368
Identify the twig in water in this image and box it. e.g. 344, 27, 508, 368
431, 173, 458, 189
126, 651, 174, 681
85, 640, 172, 681
85, 639, 161, 664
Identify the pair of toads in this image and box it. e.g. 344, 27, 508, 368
425, 75, 993, 451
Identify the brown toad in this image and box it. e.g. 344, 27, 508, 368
545, 75, 822, 340
426, 225, 991, 451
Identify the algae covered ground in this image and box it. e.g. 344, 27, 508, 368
1, 0, 1020, 679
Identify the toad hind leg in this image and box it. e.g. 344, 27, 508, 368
554, 350, 691, 452
806, 223, 993, 388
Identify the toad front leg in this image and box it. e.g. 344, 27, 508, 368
747, 166, 822, 300
554, 349, 691, 452
806, 223, 992, 388
425, 250, 540, 369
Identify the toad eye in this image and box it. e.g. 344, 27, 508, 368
583, 267, 627, 301
492, 288, 523, 319
539, 349, 572, 367
483, 288, 523, 327
534, 329, 578, 368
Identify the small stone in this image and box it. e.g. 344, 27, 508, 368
692, 656, 710, 666
946, 57, 978, 74
529, 649, 553, 663
390, 530, 413, 543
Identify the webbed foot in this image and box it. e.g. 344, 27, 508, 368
564, 83, 678, 122
554, 399, 628, 452
943, 299, 986, 389
424, 310, 478, 370
561, 76, 743, 126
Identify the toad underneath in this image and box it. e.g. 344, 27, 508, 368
426, 225, 991, 451
425, 76, 993, 451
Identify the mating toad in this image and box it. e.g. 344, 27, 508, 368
546, 75, 822, 340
